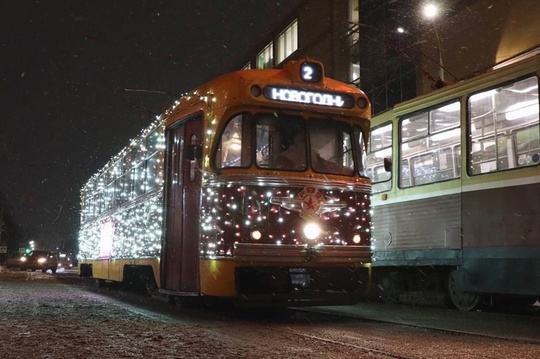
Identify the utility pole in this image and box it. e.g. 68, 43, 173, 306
0, 204, 4, 244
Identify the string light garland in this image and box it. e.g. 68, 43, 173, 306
79, 92, 214, 261
78, 89, 372, 263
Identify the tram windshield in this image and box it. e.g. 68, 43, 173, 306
215, 113, 364, 175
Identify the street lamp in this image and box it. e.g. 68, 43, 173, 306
422, 3, 445, 81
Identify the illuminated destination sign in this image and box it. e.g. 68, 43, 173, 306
264, 86, 355, 108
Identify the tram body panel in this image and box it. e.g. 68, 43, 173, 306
199, 259, 236, 297
198, 181, 371, 302
372, 184, 540, 296
460, 180, 540, 296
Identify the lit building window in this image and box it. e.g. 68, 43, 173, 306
276, 20, 298, 64
348, 0, 360, 83
257, 42, 274, 69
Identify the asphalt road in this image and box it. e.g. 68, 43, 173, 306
301, 300, 540, 344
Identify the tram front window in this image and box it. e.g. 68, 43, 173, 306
256, 114, 307, 171
308, 119, 355, 175
255, 114, 356, 175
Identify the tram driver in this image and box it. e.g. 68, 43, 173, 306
280, 130, 354, 175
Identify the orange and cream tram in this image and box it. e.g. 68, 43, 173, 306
78, 59, 373, 306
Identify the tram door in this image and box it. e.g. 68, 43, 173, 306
162, 116, 202, 293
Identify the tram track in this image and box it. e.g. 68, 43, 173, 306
290, 302, 540, 345
271, 325, 412, 359
74, 271, 540, 347
20, 271, 539, 358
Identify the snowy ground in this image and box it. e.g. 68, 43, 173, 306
1, 265, 539, 359
0, 266, 365, 359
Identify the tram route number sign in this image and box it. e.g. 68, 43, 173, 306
0, 246, 7, 254
300, 61, 323, 83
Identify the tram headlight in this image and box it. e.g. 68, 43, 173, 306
303, 222, 321, 240
250, 229, 262, 240
352, 234, 361, 244
356, 96, 369, 109
250, 85, 262, 97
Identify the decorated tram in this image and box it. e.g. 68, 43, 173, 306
78, 59, 372, 306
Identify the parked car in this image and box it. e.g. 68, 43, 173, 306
20, 250, 59, 273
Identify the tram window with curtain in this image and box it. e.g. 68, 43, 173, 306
468, 75, 540, 175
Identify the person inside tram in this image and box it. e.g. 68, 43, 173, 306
280, 130, 307, 170
280, 130, 354, 175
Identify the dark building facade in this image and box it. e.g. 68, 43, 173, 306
237, 0, 540, 115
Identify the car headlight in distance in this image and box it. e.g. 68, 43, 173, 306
20, 256, 27, 262
38, 258, 46, 264
303, 222, 321, 240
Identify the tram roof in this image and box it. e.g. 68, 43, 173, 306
159, 59, 371, 125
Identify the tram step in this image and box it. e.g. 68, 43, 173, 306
398, 290, 448, 307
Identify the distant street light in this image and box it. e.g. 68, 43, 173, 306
423, 3, 439, 19
422, 3, 445, 81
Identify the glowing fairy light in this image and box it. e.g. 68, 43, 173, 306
80, 83, 373, 263
79, 116, 167, 260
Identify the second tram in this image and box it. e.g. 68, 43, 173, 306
78, 59, 373, 306
367, 52, 540, 310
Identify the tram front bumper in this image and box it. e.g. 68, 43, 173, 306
200, 244, 371, 306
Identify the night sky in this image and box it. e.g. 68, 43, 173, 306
0, 1, 295, 251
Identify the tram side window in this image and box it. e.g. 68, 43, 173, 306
145, 129, 160, 191
94, 177, 104, 216
121, 149, 133, 202
80, 127, 164, 221
366, 122, 392, 193
399, 100, 461, 188
111, 160, 123, 208
469, 75, 540, 175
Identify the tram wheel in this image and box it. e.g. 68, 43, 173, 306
172, 296, 199, 308
377, 271, 402, 304
447, 271, 480, 311
140, 272, 157, 297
